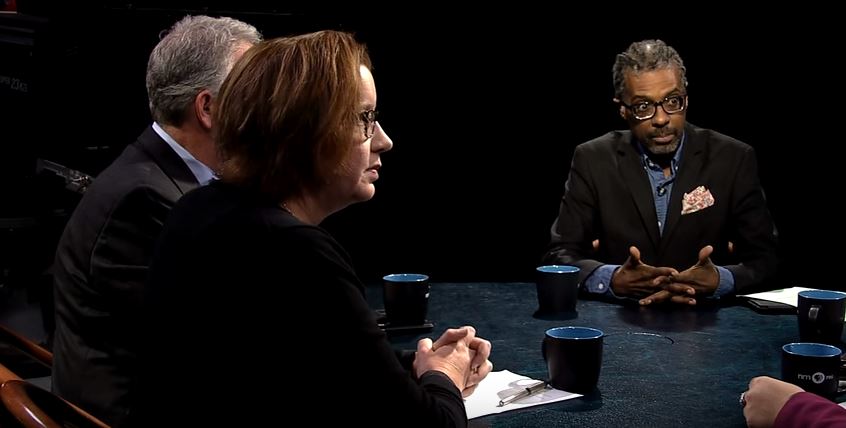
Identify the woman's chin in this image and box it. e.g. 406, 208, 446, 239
350, 185, 376, 204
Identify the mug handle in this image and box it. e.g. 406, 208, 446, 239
809, 305, 820, 322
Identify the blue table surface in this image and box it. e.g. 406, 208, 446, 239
365, 282, 844, 428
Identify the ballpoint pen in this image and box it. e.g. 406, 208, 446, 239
497, 380, 548, 407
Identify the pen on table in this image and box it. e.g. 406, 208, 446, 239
497, 380, 548, 407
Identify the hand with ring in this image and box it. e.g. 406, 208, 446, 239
428, 326, 493, 397
742, 376, 804, 427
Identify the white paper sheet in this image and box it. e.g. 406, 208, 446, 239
739, 287, 815, 307
463, 370, 582, 419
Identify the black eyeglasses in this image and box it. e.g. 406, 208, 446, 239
619, 94, 687, 120
360, 110, 379, 139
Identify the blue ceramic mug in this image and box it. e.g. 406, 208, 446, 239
542, 326, 603, 393
798, 290, 846, 344
535, 265, 580, 315
782, 342, 843, 399
383, 274, 430, 326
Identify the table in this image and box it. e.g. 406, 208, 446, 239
366, 282, 833, 427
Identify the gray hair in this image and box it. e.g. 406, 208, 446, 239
612, 39, 688, 99
146, 15, 262, 126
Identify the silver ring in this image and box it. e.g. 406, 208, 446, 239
739, 391, 747, 407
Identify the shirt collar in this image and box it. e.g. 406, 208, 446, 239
152, 122, 216, 185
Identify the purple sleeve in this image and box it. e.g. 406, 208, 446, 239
774, 392, 846, 428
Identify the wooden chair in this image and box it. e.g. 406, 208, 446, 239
0, 360, 21, 384
0, 378, 109, 428
0, 324, 52, 367
0, 322, 102, 428
0, 324, 52, 385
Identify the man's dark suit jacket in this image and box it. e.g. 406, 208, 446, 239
544, 123, 778, 295
52, 126, 199, 426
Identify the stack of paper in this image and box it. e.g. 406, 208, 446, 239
739, 287, 815, 307
464, 370, 581, 419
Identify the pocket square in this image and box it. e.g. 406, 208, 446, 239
681, 186, 715, 215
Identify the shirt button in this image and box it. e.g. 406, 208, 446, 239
598, 283, 605, 290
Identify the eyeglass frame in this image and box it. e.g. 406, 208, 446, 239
616, 94, 687, 120
360, 110, 379, 139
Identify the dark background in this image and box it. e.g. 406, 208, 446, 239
1, 3, 842, 290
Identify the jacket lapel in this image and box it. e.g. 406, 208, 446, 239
660, 124, 705, 249
136, 126, 200, 195
616, 135, 660, 251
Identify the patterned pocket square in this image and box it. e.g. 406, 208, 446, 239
681, 186, 715, 215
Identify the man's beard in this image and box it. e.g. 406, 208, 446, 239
644, 138, 679, 155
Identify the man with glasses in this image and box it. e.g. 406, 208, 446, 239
543, 39, 778, 306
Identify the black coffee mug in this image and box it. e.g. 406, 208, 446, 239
535, 265, 580, 315
798, 290, 846, 344
382, 273, 430, 326
781, 342, 842, 400
541, 326, 603, 393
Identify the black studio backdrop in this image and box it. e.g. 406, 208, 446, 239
3, 4, 843, 289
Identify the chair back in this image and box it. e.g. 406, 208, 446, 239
0, 324, 52, 367
0, 379, 109, 428
0, 361, 21, 384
